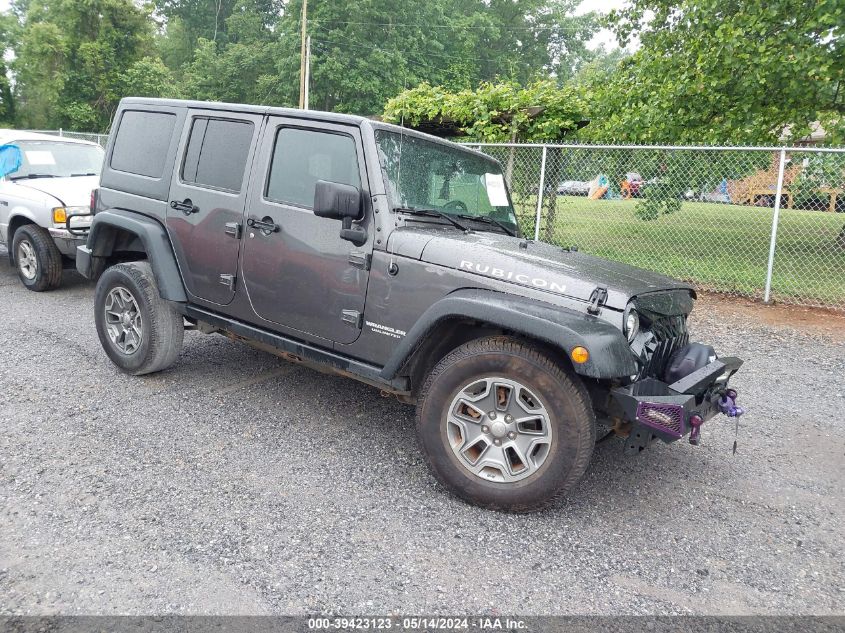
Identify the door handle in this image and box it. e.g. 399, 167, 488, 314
247, 216, 280, 235
170, 198, 199, 215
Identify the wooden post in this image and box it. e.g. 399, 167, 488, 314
298, 0, 308, 109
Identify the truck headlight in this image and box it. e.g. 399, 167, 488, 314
624, 308, 640, 342
53, 206, 91, 228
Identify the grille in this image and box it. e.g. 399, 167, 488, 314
636, 402, 685, 438
638, 314, 689, 380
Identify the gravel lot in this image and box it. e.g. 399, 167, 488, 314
1, 247, 844, 616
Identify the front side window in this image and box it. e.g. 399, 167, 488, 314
375, 130, 517, 232
266, 127, 360, 208
7, 140, 104, 181
181, 117, 254, 192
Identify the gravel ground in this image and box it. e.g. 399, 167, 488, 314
1, 248, 843, 616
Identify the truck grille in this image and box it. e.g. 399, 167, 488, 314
638, 314, 689, 380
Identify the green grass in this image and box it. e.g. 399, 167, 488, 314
513, 196, 845, 308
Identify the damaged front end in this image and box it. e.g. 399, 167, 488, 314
608, 291, 745, 453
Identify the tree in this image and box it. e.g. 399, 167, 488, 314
12, 0, 157, 130
271, 0, 599, 114
585, 0, 845, 145
0, 12, 17, 124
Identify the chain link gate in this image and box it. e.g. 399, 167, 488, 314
467, 142, 845, 311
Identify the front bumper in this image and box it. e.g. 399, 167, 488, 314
47, 227, 87, 258
610, 355, 743, 453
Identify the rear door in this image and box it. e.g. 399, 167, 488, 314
240, 118, 373, 344
167, 109, 263, 306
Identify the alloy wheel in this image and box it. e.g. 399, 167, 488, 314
446, 376, 553, 483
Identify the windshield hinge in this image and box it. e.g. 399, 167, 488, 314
587, 286, 608, 315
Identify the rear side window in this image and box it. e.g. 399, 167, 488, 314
181, 117, 254, 192
266, 128, 360, 208
110, 110, 176, 178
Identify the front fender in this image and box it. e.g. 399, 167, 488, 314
380, 288, 637, 380
77, 209, 187, 302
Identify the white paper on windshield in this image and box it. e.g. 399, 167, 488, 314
485, 173, 509, 206
25, 151, 55, 165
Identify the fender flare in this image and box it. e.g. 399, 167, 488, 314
379, 288, 637, 380
77, 209, 187, 302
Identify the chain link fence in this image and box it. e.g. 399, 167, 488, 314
467, 142, 845, 311
24, 129, 109, 147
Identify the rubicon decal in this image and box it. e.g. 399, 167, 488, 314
459, 260, 566, 293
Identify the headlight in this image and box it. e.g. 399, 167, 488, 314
624, 308, 640, 342
53, 206, 91, 227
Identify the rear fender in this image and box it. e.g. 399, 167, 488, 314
78, 209, 186, 302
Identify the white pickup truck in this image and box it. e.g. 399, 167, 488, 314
0, 130, 104, 290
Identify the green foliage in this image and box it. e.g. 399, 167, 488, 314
11, 0, 156, 131
586, 0, 845, 145
383, 80, 587, 142
273, 0, 599, 114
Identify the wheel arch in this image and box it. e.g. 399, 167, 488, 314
6, 212, 38, 263
380, 288, 638, 385
80, 209, 187, 302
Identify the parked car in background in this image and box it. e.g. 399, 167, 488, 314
557, 180, 590, 196
0, 130, 104, 290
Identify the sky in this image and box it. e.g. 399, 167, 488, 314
577, 0, 628, 51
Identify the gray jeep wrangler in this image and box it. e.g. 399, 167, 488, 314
77, 98, 744, 512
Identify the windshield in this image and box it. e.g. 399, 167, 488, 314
7, 140, 104, 180
376, 130, 518, 233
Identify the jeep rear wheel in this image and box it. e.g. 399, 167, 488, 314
416, 336, 595, 512
94, 261, 184, 375
12, 225, 63, 291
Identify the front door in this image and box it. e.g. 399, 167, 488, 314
240, 118, 373, 344
167, 110, 263, 305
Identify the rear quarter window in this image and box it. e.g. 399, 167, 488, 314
110, 110, 177, 178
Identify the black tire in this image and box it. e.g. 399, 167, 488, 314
94, 261, 184, 375
416, 336, 596, 512
12, 224, 63, 291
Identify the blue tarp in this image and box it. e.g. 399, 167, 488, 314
0, 144, 22, 178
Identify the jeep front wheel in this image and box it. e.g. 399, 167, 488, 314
94, 261, 184, 375
416, 336, 595, 512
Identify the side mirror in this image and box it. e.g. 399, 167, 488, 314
313, 180, 367, 246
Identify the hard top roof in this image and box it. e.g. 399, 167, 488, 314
118, 98, 496, 162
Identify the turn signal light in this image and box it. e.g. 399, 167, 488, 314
52, 207, 67, 224
570, 346, 590, 364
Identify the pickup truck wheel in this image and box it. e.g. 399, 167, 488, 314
94, 261, 184, 375
416, 336, 595, 512
12, 225, 63, 291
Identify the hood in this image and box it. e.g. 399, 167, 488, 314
15, 175, 99, 207
388, 226, 693, 310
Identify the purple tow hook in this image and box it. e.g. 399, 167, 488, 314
718, 389, 745, 418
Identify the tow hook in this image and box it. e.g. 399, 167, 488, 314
718, 388, 744, 418
688, 389, 744, 446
